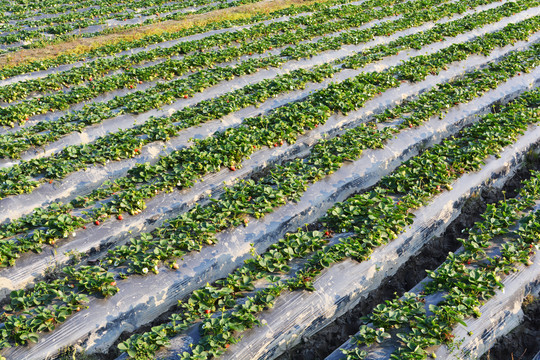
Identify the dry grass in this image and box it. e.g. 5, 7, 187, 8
0, 0, 326, 69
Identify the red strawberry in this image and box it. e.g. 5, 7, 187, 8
225, 344, 230, 349
89, 77, 93, 81
110, 281, 117, 286
25, 117, 29, 121
95, 220, 100, 226
204, 309, 211, 314
409, 124, 413, 128
49, 180, 53, 184
134, 148, 140, 153
184, 95, 189, 99
117, 215, 123, 220
324, 231, 330, 237
83, 226, 87, 229
249, 52, 253, 55
467, 261, 471, 265
139, 81, 143, 84
230, 165, 236, 171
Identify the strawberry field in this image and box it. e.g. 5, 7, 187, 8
0, 0, 540, 359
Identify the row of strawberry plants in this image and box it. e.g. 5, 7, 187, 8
5, 0, 311, 51
0, 0, 282, 45
0, 0, 385, 103
0, 0, 165, 35
0, 0, 269, 46
0, 0, 425, 105
1, 18, 538, 266
3, 0, 228, 27
0, 0, 518, 159
340, 181, 540, 359
114, 86, 540, 359
1, 50, 538, 356
0, 0, 355, 78
2, 0, 174, 18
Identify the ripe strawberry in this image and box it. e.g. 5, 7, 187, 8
49, 180, 53, 184
244, 218, 249, 225
467, 261, 471, 265
134, 148, 140, 153
204, 309, 211, 314
230, 165, 236, 171
76, 307, 81, 312
110, 281, 117, 286
129, 85, 134, 89
25, 117, 29, 121
268, 46, 273, 50
139, 81, 143, 84
225, 344, 230, 349
117, 215, 123, 220
83, 226, 87, 229
95, 220, 100, 226
184, 95, 189, 99
249, 52, 253, 55
324, 231, 330, 237
89, 77, 93, 81
409, 123, 413, 128
274, 143, 278, 147
530, 244, 534, 248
